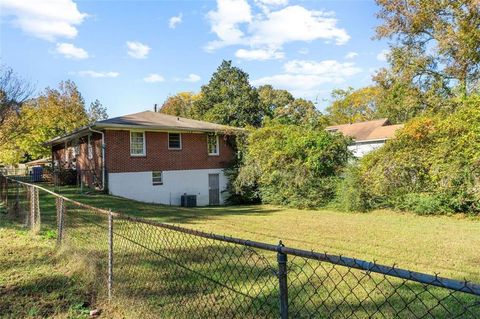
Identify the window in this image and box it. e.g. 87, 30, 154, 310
152, 171, 163, 185
130, 131, 145, 156
207, 134, 219, 155
87, 135, 93, 160
168, 133, 182, 149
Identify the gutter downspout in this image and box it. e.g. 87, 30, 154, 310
89, 126, 106, 191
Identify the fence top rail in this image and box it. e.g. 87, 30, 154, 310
3, 175, 480, 296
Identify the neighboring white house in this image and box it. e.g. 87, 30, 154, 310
326, 119, 404, 158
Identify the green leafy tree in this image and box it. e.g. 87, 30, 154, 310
257, 84, 294, 118
0, 80, 89, 163
160, 92, 199, 118
191, 60, 264, 127
258, 85, 323, 126
88, 99, 108, 123
233, 123, 351, 208
273, 98, 323, 126
326, 87, 380, 124
375, 0, 480, 100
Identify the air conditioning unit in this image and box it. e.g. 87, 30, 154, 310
181, 194, 197, 207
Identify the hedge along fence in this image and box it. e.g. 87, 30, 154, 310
1, 175, 480, 318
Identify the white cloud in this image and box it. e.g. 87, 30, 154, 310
249, 6, 350, 46
143, 73, 165, 83
0, 0, 87, 41
184, 74, 201, 82
126, 41, 151, 59
252, 59, 361, 96
235, 48, 284, 60
175, 74, 202, 82
206, 0, 252, 51
55, 43, 89, 59
256, 0, 288, 5
78, 70, 119, 78
169, 13, 183, 29
206, 1, 350, 60
254, 0, 288, 13
284, 60, 361, 77
345, 51, 358, 59
377, 49, 389, 61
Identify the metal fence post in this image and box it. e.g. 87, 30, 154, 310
277, 241, 288, 319
29, 186, 35, 229
108, 210, 113, 300
56, 198, 65, 246
34, 187, 40, 233
4, 178, 8, 209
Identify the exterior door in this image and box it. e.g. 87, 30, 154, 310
208, 174, 220, 205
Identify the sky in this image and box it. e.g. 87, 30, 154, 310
0, 0, 390, 118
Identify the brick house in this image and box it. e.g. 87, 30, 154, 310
45, 111, 240, 206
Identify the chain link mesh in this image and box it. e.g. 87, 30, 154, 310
287, 255, 479, 318
60, 200, 110, 300
1, 175, 479, 318
111, 216, 279, 318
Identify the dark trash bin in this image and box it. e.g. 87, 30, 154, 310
31, 166, 43, 182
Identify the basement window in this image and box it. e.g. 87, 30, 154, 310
152, 171, 163, 185
168, 133, 182, 150
130, 131, 145, 156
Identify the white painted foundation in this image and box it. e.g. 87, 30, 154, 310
108, 169, 228, 206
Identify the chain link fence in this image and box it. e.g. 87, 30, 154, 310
1, 175, 479, 318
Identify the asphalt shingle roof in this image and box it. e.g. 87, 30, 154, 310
95, 111, 239, 132
326, 119, 403, 142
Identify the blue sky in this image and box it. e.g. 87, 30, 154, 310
1, 0, 390, 118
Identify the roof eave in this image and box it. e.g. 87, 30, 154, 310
43, 125, 92, 146
94, 122, 244, 134
353, 137, 390, 144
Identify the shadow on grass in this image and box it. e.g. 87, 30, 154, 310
37, 184, 281, 230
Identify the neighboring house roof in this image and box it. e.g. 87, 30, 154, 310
25, 158, 51, 166
326, 118, 403, 142
45, 111, 242, 145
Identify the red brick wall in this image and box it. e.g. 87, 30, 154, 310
104, 130, 235, 173
52, 133, 102, 170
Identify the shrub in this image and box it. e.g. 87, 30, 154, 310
43, 167, 77, 185
233, 123, 351, 208
335, 164, 370, 212
394, 193, 451, 215
359, 94, 480, 214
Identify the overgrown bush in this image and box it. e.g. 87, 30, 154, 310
232, 123, 351, 208
43, 167, 77, 185
359, 95, 480, 214
334, 164, 371, 212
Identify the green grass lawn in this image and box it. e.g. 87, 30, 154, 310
46, 186, 480, 283
2, 184, 479, 318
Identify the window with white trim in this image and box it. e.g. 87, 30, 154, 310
168, 133, 182, 150
207, 134, 219, 155
130, 131, 145, 156
152, 171, 163, 185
